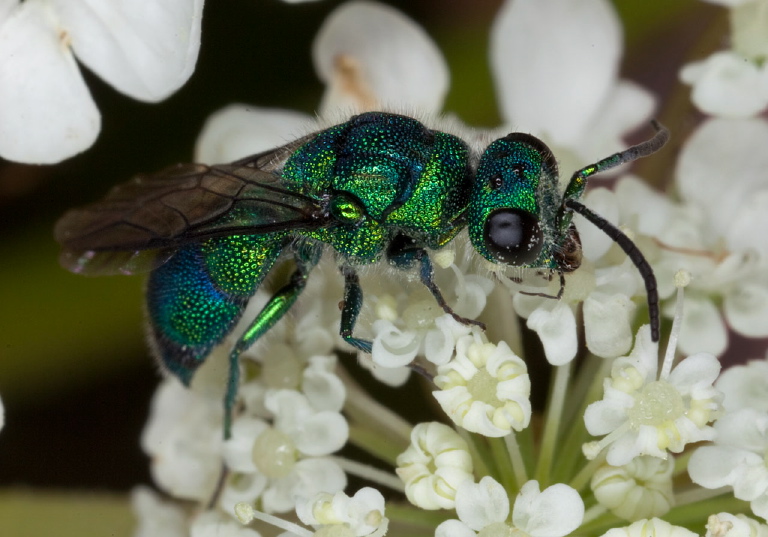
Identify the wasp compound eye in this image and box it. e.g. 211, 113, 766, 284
484, 208, 543, 264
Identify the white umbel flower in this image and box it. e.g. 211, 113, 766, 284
689, 408, 768, 521
0, 0, 204, 163
583, 321, 723, 466
705, 513, 768, 537
601, 518, 697, 537
591, 456, 675, 521
296, 488, 388, 537
433, 333, 531, 437
222, 390, 349, 514
140, 379, 223, 502
435, 478, 584, 537
716, 355, 768, 413
395, 422, 474, 510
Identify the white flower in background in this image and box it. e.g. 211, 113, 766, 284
681, 0, 768, 118
673, 117, 768, 354
190, 511, 261, 537
583, 322, 723, 466
0, 0, 204, 163
689, 408, 768, 521
433, 332, 531, 437
296, 488, 388, 537
141, 378, 223, 502
395, 422, 473, 510
132, 486, 188, 537
591, 456, 675, 521
705, 513, 768, 537
435, 478, 584, 537
602, 518, 697, 537
221, 389, 348, 514
715, 355, 768, 412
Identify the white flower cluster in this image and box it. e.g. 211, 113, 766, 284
123, 1, 768, 537
681, 0, 768, 118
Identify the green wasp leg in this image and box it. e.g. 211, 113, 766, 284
340, 266, 373, 353
387, 235, 486, 330
224, 241, 322, 438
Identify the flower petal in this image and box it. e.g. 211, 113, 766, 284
313, 1, 448, 115
455, 477, 510, 531
491, 0, 621, 145
0, 0, 99, 163
51, 0, 204, 101
676, 296, 727, 357
680, 52, 768, 118
583, 292, 636, 359
676, 117, 768, 239
527, 302, 577, 365
513, 481, 584, 537
195, 105, 312, 163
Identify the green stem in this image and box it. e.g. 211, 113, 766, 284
672, 450, 692, 477
385, 502, 453, 529
673, 486, 731, 507
457, 428, 493, 479
505, 432, 529, 490
340, 366, 412, 460
665, 495, 750, 527
569, 450, 606, 493
553, 356, 612, 483
582, 503, 608, 525
348, 425, 404, 467
489, 436, 518, 492
535, 362, 572, 486
330, 456, 405, 492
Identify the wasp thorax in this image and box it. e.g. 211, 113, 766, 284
484, 208, 543, 264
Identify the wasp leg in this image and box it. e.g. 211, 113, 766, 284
518, 272, 566, 300
386, 234, 486, 330
224, 244, 320, 438
340, 266, 373, 353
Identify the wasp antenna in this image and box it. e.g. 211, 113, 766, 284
563, 122, 670, 202
563, 199, 660, 343
617, 120, 670, 166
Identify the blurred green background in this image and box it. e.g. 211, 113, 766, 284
0, 0, 725, 535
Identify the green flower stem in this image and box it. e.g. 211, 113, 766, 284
348, 425, 405, 467
582, 503, 609, 525
329, 456, 405, 493
340, 366, 412, 452
569, 449, 607, 493
577, 510, 625, 536
673, 486, 733, 507
458, 429, 493, 479
504, 432, 529, 490
665, 495, 750, 527
535, 361, 572, 485
248, 509, 313, 537
488, 435, 518, 492
672, 450, 692, 477
385, 501, 453, 530
553, 356, 612, 483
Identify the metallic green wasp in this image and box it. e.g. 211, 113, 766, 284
55, 111, 668, 437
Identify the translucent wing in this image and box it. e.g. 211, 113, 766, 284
55, 145, 330, 275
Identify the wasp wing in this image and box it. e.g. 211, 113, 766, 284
55, 147, 329, 275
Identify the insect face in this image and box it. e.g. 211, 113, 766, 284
469, 133, 567, 270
